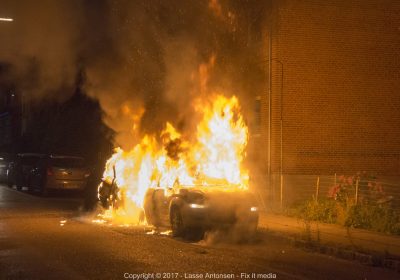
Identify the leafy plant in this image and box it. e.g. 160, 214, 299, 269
290, 173, 400, 235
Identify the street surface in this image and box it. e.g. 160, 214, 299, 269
0, 184, 398, 280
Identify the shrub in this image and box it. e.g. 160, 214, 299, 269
345, 204, 400, 234
290, 173, 400, 235
296, 198, 338, 224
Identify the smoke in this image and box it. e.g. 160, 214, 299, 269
0, 0, 266, 148
82, 0, 243, 148
0, 0, 82, 100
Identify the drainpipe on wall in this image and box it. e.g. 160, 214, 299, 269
268, 16, 272, 201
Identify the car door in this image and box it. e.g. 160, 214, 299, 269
144, 188, 170, 228
30, 158, 46, 191
153, 189, 170, 227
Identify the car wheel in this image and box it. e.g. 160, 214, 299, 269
39, 184, 48, 197
7, 178, 13, 188
246, 221, 258, 240
16, 184, 22, 191
170, 207, 185, 237
26, 178, 33, 193
186, 227, 205, 241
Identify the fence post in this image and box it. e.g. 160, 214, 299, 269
316, 176, 320, 202
280, 174, 283, 210
355, 178, 359, 204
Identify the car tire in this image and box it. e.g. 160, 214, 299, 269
246, 220, 258, 240
170, 207, 185, 237
39, 184, 48, 197
186, 227, 205, 241
26, 177, 33, 193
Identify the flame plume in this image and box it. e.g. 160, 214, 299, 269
97, 94, 249, 224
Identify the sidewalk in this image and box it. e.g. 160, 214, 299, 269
258, 212, 400, 269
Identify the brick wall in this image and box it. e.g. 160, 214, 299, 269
256, 0, 400, 175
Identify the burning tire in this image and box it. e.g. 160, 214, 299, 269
98, 181, 119, 209
98, 182, 111, 208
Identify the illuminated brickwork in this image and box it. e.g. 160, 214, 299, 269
258, 0, 400, 175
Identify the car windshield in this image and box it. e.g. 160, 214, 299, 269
50, 158, 84, 168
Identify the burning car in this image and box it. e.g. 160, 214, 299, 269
95, 95, 258, 240
143, 186, 259, 238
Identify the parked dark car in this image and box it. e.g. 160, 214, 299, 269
28, 155, 90, 195
7, 153, 44, 190
143, 186, 259, 239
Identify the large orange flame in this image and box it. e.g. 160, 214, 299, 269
97, 94, 248, 224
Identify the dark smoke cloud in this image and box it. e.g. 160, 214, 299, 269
0, 0, 266, 148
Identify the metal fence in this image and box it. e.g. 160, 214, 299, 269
254, 174, 400, 211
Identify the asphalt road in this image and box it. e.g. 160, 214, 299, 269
0, 184, 398, 280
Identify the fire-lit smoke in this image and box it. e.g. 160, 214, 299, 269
1, 0, 266, 148
82, 0, 249, 149
1, 1, 267, 206
99, 93, 249, 224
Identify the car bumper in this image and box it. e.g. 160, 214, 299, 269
181, 205, 259, 229
46, 179, 87, 190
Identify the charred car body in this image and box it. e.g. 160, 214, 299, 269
98, 178, 259, 239
98, 168, 259, 239
143, 186, 259, 238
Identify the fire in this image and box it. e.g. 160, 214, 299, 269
192, 95, 248, 187
97, 94, 249, 224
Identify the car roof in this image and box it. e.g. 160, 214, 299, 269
17, 153, 46, 157
49, 155, 84, 160
16, 154, 84, 160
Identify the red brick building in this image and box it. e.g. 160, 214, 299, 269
251, 0, 400, 178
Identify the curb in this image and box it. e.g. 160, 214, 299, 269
291, 238, 400, 272
260, 228, 400, 273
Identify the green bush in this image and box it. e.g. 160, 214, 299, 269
296, 199, 338, 224
289, 173, 400, 235
345, 204, 400, 234
291, 198, 400, 235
